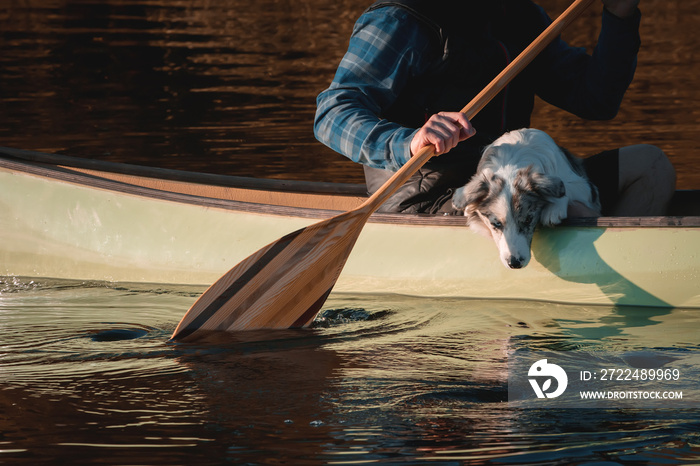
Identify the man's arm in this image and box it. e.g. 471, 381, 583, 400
314, 7, 437, 171
533, 2, 641, 120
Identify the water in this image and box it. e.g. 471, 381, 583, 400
0, 0, 369, 182
1, 277, 699, 464
2, 0, 700, 463
1, 0, 700, 187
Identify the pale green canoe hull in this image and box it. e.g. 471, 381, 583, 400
2, 147, 699, 309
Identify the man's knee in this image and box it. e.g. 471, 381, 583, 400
617, 144, 676, 215
620, 144, 676, 192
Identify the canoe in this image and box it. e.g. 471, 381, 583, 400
1, 146, 699, 309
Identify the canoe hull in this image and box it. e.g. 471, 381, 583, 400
2, 148, 699, 309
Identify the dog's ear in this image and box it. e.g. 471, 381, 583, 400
452, 169, 494, 210
530, 172, 565, 201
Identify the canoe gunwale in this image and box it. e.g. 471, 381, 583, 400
2, 146, 700, 228
0, 155, 348, 221
0, 146, 367, 195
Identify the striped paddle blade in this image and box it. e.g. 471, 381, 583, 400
170, 209, 367, 341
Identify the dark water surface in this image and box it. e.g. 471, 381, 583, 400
1, 0, 700, 187
1, 277, 699, 464
2, 1, 700, 464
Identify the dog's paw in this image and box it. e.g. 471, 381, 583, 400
452, 186, 469, 212
540, 197, 569, 226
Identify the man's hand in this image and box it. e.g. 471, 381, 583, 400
410, 112, 476, 157
602, 0, 639, 19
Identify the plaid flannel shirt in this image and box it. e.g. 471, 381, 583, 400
314, 3, 640, 172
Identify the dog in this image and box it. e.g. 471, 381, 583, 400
452, 128, 601, 269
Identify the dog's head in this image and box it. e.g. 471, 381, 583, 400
452, 166, 565, 269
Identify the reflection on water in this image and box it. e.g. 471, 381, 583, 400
0, 0, 369, 182
1, 0, 699, 187
1, 278, 699, 464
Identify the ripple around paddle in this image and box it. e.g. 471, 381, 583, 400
0, 278, 197, 386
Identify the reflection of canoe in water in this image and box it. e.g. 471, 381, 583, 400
1, 146, 699, 309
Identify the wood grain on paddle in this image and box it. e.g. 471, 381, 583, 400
171, 0, 595, 341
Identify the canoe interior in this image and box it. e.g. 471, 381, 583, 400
1, 146, 700, 227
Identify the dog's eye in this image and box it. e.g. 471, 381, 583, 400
491, 220, 503, 230
524, 214, 534, 225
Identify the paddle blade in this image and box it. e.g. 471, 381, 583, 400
170, 211, 366, 341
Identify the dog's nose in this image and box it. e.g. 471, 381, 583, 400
507, 256, 524, 269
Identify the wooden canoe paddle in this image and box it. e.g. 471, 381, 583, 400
171, 0, 595, 341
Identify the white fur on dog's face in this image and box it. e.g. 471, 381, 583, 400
455, 166, 562, 269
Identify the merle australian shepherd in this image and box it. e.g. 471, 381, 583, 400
452, 128, 601, 269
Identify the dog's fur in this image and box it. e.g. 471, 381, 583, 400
452, 128, 601, 269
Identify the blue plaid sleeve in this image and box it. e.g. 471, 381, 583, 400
314, 7, 436, 171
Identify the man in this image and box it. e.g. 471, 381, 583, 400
314, 0, 675, 215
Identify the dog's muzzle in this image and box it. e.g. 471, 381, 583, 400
506, 255, 526, 269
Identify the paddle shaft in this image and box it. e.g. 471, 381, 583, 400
362, 0, 596, 212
